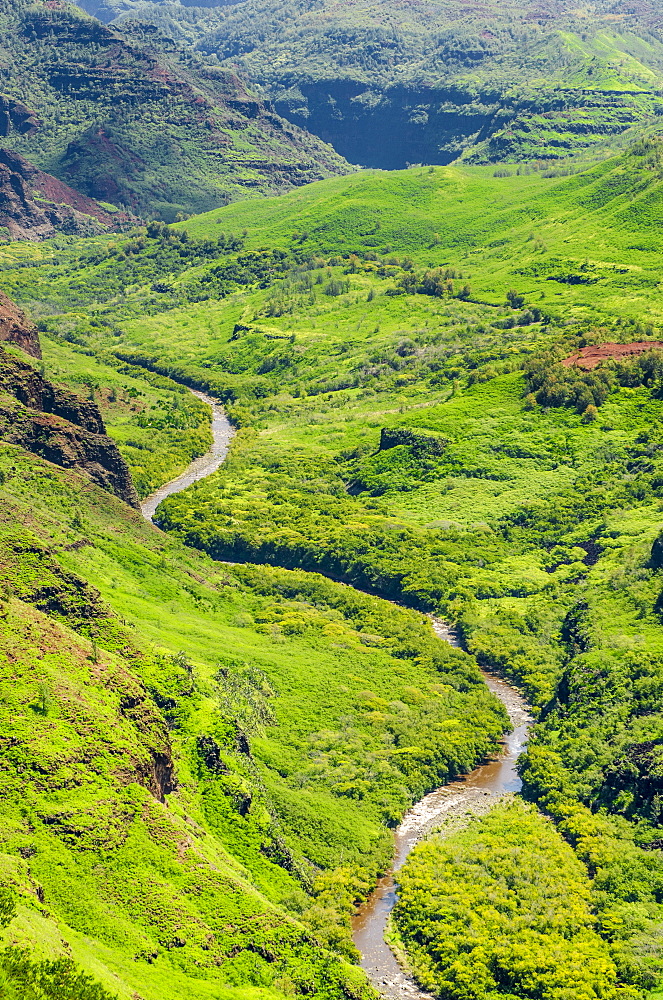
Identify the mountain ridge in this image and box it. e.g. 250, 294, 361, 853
89, 0, 663, 167
0, 0, 350, 219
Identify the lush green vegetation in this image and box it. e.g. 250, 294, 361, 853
0, 440, 506, 999
394, 799, 640, 1000
34, 332, 212, 497
0, 0, 347, 219
82, 0, 663, 169
0, 889, 118, 1000
6, 139, 663, 995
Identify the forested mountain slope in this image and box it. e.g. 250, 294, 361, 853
0, 0, 349, 221
84, 0, 663, 168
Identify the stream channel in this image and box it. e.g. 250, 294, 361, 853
141, 390, 533, 1000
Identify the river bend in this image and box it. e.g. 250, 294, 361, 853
140, 389, 533, 1000
351, 619, 531, 999
140, 390, 235, 520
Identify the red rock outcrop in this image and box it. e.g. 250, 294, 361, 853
0, 292, 41, 359
0, 148, 127, 240
0, 342, 139, 508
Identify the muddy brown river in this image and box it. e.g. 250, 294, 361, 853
141, 390, 533, 1000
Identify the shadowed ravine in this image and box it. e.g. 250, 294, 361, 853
141, 389, 533, 1000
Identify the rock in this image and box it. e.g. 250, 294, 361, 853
0, 292, 41, 358
0, 94, 41, 137
0, 147, 127, 241
148, 750, 177, 803
196, 735, 229, 774
652, 531, 663, 569
0, 339, 140, 507
0, 156, 55, 241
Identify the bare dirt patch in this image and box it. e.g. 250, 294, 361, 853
562, 341, 663, 369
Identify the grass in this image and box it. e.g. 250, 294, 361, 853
0, 442, 506, 1000
36, 334, 213, 497
5, 137, 663, 995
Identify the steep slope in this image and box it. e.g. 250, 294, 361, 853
0, 291, 41, 358
0, 344, 139, 507
0, 438, 506, 1000
95, 0, 663, 167
0, 302, 138, 506
0, 1, 349, 220
0, 148, 128, 241
7, 139, 663, 994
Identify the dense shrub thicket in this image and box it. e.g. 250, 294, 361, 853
524, 348, 663, 414
395, 801, 639, 1000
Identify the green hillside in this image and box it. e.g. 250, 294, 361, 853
5, 140, 663, 996
84, 0, 663, 168
0, 419, 508, 999
0, 0, 348, 220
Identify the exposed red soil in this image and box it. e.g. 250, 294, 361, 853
0, 291, 41, 359
561, 342, 663, 370
0, 148, 129, 239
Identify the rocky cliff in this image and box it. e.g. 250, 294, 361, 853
0, 341, 139, 508
0, 148, 125, 240
0, 94, 41, 137
0, 292, 41, 359
181, 0, 663, 167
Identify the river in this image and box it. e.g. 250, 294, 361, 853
351, 618, 532, 999
140, 390, 235, 520
140, 389, 533, 1000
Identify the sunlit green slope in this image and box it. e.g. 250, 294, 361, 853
4, 137, 663, 996
0, 434, 505, 999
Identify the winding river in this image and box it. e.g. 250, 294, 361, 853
351, 625, 532, 999
140, 390, 235, 520
140, 390, 533, 1000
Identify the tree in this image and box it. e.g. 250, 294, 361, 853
506, 288, 525, 308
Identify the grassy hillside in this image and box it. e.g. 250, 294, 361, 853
36, 335, 214, 497
0, 435, 507, 999
0, 0, 348, 220
84, 0, 663, 168
5, 142, 663, 994
5, 139, 663, 325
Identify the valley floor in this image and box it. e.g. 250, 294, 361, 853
3, 147, 663, 998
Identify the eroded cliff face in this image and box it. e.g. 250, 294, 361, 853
0, 94, 41, 137
0, 2, 350, 220
0, 148, 125, 241
272, 80, 657, 169
274, 82, 499, 168
0, 339, 139, 508
0, 293, 41, 359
